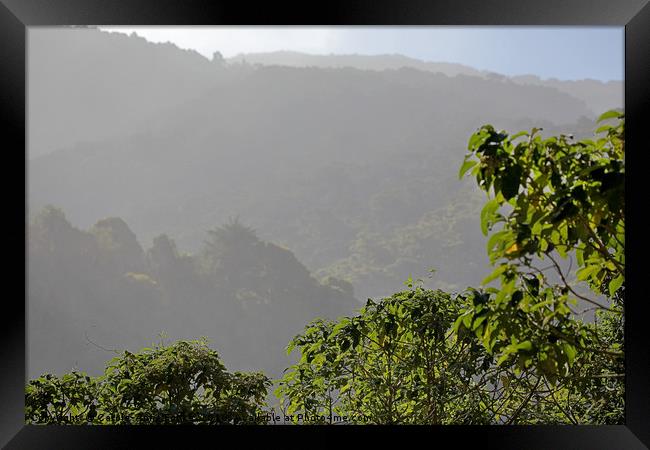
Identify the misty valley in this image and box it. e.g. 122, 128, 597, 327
26, 27, 625, 425
28, 208, 356, 379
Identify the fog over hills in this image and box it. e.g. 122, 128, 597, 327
28, 206, 356, 379
227, 51, 623, 116
29, 29, 622, 160
27, 28, 622, 379
228, 51, 486, 77
28, 28, 225, 159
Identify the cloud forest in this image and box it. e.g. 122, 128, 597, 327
26, 27, 624, 425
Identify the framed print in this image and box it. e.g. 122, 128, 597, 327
1, 0, 649, 448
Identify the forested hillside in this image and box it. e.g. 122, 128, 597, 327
28, 29, 610, 304
27, 28, 623, 393
28, 27, 226, 159
26, 113, 625, 425
228, 51, 622, 115
28, 207, 356, 379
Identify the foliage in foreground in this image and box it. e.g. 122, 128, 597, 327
276, 111, 624, 424
276, 288, 492, 424
276, 286, 622, 424
25, 339, 270, 424
456, 110, 624, 423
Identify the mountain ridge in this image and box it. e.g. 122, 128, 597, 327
29, 28, 621, 159
226, 50, 622, 115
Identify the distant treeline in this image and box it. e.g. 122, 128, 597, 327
28, 207, 357, 379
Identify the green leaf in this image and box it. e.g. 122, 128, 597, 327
597, 110, 623, 123
452, 315, 465, 334
577, 265, 600, 282
458, 158, 478, 179
462, 313, 473, 329
608, 274, 624, 297
516, 341, 533, 352
510, 131, 529, 141
472, 315, 488, 331
480, 198, 500, 236
562, 343, 576, 366
496, 353, 512, 366
468, 129, 489, 150
331, 320, 349, 337
486, 231, 510, 256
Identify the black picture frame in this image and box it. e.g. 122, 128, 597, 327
2, 0, 648, 448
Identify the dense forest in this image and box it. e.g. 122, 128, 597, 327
28, 208, 356, 379
228, 51, 622, 116
29, 28, 609, 303
26, 28, 624, 425
27, 112, 625, 424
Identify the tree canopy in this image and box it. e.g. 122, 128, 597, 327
276, 287, 493, 424
275, 111, 625, 424
26, 339, 270, 425
455, 110, 624, 423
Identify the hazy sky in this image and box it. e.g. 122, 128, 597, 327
100, 26, 624, 81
